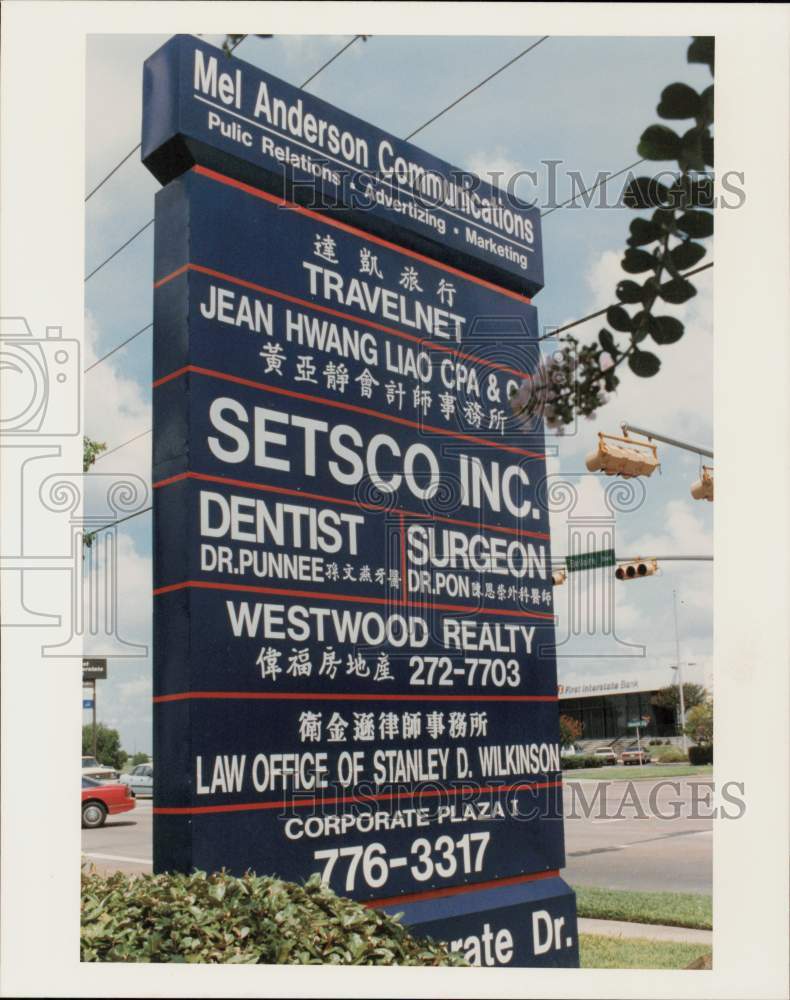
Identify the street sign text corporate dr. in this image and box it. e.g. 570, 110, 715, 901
143, 34, 576, 969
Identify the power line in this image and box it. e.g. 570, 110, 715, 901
84, 322, 153, 373
84, 34, 250, 205
540, 261, 713, 341
87, 506, 152, 538
84, 218, 154, 282
405, 36, 549, 141
82, 35, 366, 281
85, 143, 142, 203
540, 158, 646, 218
301, 35, 365, 88
93, 427, 151, 461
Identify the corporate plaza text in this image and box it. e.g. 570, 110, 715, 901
196, 777, 747, 841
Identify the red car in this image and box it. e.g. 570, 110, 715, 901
81, 776, 136, 828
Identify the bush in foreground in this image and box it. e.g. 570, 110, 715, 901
81, 866, 467, 965
688, 744, 713, 765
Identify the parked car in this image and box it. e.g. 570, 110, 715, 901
81, 776, 135, 828
81, 755, 119, 782
620, 747, 651, 766
119, 764, 154, 797
592, 747, 618, 764
560, 743, 584, 758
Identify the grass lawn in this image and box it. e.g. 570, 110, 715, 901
580, 934, 711, 969
564, 764, 712, 781
573, 885, 712, 930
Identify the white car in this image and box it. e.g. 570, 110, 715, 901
119, 763, 154, 797
592, 747, 618, 764
81, 755, 119, 782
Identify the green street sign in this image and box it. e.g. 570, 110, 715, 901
627, 720, 645, 728
566, 549, 616, 573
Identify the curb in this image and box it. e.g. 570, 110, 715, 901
577, 917, 712, 945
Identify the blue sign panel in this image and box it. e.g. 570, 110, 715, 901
146, 36, 575, 965
83, 699, 94, 710
385, 876, 579, 968
152, 168, 569, 917
142, 35, 544, 297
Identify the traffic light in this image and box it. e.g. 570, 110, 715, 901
691, 466, 714, 501
552, 568, 567, 586
585, 432, 660, 479
615, 558, 658, 581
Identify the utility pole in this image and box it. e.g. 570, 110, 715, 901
671, 589, 687, 754
92, 677, 97, 759
621, 422, 714, 459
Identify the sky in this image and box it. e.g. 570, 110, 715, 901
84, 33, 713, 754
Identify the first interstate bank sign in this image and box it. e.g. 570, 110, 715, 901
142, 35, 544, 297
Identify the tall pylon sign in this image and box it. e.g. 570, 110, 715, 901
143, 34, 578, 967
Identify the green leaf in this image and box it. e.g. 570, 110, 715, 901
669, 240, 706, 271
678, 126, 707, 172
599, 329, 618, 354
700, 85, 714, 125
668, 176, 714, 211
606, 305, 633, 332
677, 210, 713, 238
622, 248, 657, 274
616, 279, 644, 304
623, 176, 671, 209
631, 310, 657, 342
651, 316, 685, 344
656, 83, 701, 120
703, 134, 714, 167
627, 217, 663, 247
628, 349, 661, 377
659, 277, 697, 304
651, 206, 677, 231
638, 124, 682, 161
688, 36, 714, 74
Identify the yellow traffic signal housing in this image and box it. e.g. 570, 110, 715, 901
615, 558, 658, 581
691, 466, 714, 501
552, 568, 567, 586
585, 432, 659, 478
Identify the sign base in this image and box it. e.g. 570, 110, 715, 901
374, 875, 579, 968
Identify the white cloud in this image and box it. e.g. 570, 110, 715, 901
84, 310, 151, 488
465, 146, 543, 205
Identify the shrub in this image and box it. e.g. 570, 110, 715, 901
688, 744, 713, 765
562, 755, 607, 770
81, 867, 468, 965
651, 745, 688, 763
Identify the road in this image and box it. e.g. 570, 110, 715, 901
82, 775, 713, 894
562, 774, 712, 894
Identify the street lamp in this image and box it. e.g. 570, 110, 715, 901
671, 660, 696, 754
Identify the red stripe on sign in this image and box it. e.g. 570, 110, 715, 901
365, 869, 561, 909
154, 261, 534, 385
190, 164, 534, 305
153, 779, 563, 816
152, 470, 551, 542
153, 691, 558, 704
152, 364, 545, 460
151, 579, 556, 621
